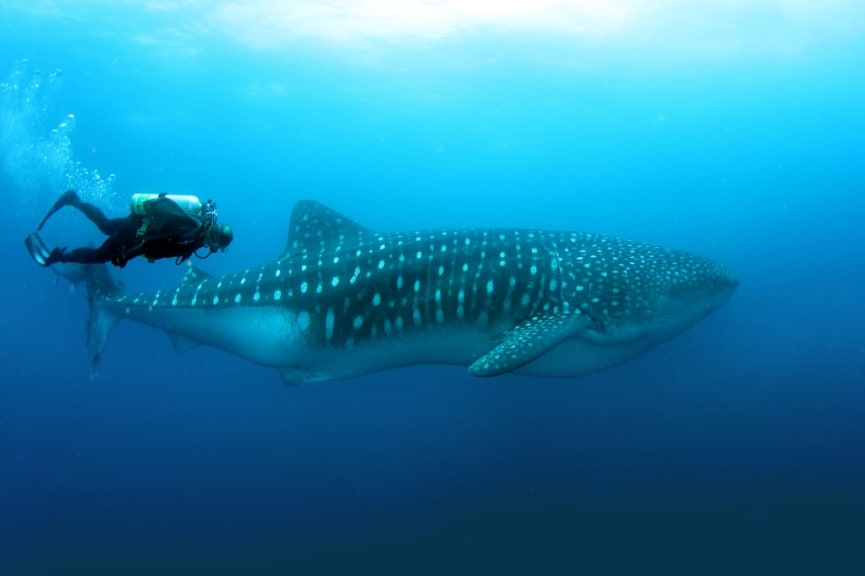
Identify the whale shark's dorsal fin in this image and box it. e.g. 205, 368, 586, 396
282, 200, 372, 259
181, 265, 212, 286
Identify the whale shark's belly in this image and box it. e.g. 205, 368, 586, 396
272, 320, 665, 383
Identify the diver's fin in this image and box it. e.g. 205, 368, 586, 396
37, 189, 80, 230
468, 312, 589, 377
24, 233, 52, 266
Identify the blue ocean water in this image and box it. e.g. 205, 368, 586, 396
1, 2, 864, 573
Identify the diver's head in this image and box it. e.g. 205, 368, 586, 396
205, 222, 233, 252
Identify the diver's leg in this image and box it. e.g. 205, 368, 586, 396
51, 246, 110, 265
37, 189, 81, 230
25, 231, 125, 267
36, 228, 130, 267
49, 233, 129, 266
36, 189, 124, 236
71, 202, 127, 235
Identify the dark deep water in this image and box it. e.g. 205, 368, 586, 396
1, 2, 864, 574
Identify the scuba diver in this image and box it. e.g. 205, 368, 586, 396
25, 189, 234, 268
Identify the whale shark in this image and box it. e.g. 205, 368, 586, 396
70, 200, 738, 384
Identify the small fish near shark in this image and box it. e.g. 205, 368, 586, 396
61, 200, 738, 384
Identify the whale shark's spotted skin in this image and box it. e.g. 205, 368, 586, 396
95, 201, 737, 383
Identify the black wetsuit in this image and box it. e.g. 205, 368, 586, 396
53, 196, 207, 267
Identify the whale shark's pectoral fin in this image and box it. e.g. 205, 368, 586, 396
280, 367, 322, 386
169, 333, 199, 354
469, 312, 589, 377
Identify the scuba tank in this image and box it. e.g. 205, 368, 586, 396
130, 193, 203, 217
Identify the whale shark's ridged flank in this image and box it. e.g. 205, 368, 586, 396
70, 200, 738, 384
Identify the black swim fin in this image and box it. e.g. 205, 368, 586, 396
25, 233, 66, 267
25, 233, 53, 266
37, 189, 80, 231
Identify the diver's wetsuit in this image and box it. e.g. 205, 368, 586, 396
51, 196, 207, 267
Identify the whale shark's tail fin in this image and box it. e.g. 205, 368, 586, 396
55, 263, 124, 375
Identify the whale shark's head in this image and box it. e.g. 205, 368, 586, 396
560, 235, 738, 344
647, 254, 739, 335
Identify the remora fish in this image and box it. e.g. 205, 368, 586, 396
72, 200, 738, 383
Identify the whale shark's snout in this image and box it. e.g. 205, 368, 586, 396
643, 252, 739, 338
671, 256, 738, 311
709, 262, 739, 305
